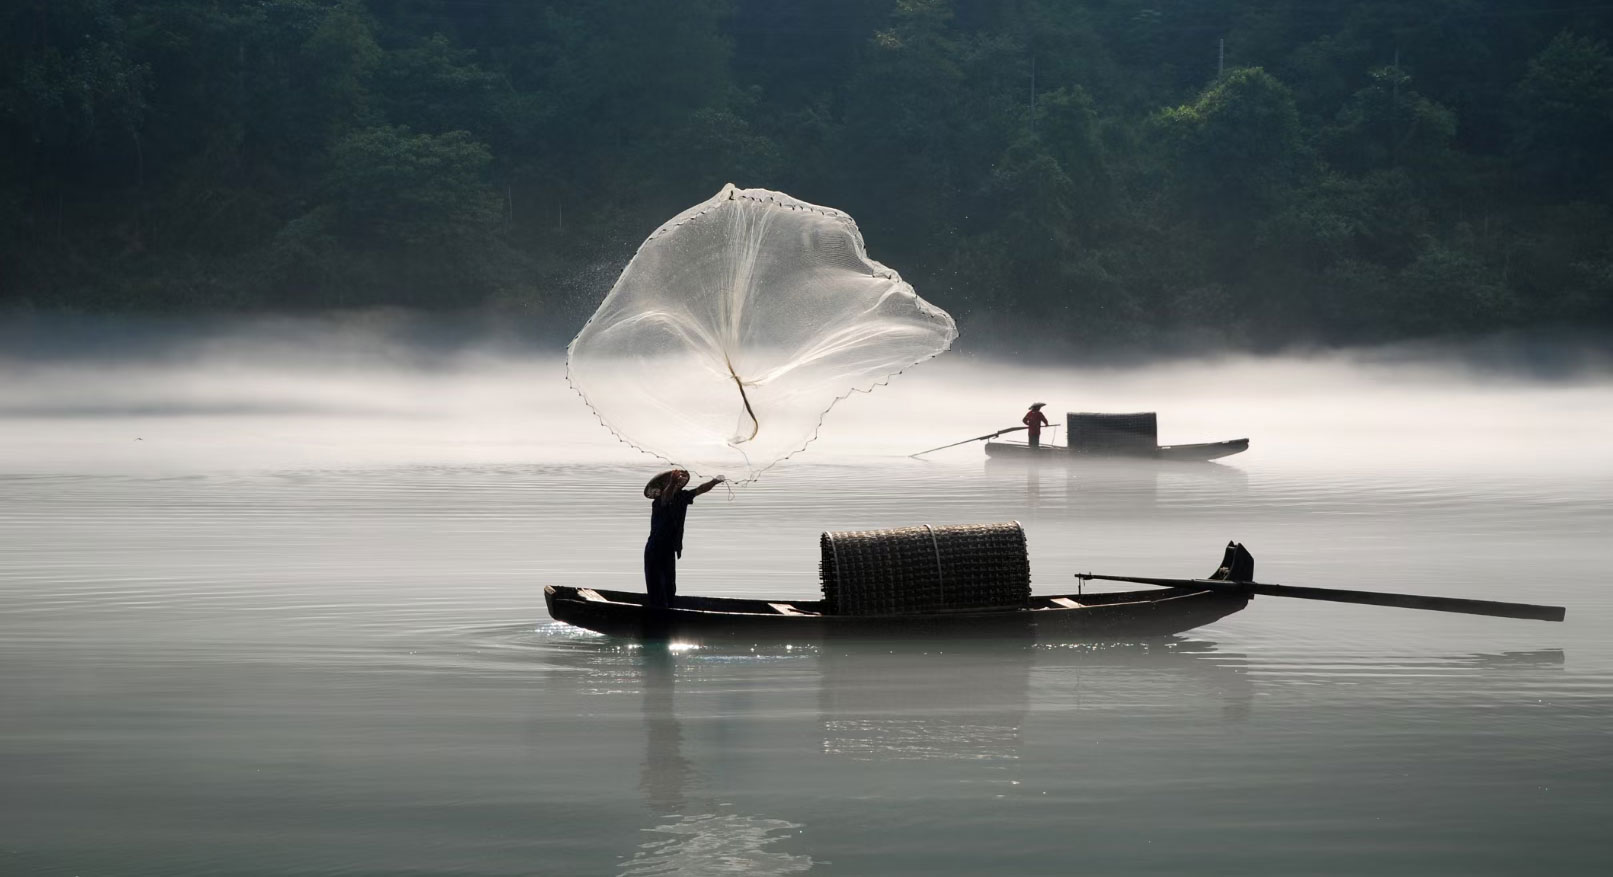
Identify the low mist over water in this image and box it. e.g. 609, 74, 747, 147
3, 316, 1611, 875
4, 315, 1610, 477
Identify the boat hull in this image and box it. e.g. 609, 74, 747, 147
984, 438, 1249, 462
544, 585, 1251, 644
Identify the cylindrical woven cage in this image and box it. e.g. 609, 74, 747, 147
1067, 412, 1158, 454
820, 522, 1030, 616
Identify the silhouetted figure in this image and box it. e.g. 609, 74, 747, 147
643, 469, 724, 609
1022, 403, 1050, 448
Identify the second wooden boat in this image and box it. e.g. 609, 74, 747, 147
990, 411, 1247, 461
984, 437, 1249, 462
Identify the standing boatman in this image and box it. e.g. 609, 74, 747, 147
1022, 402, 1050, 448
642, 469, 725, 610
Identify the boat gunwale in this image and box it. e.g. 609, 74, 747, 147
543, 583, 1243, 621
983, 437, 1249, 462
983, 438, 1250, 453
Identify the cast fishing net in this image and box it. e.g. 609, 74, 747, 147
567, 184, 956, 480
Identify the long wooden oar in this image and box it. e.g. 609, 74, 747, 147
1075, 573, 1566, 622
910, 426, 1026, 458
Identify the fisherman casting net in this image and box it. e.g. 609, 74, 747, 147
567, 185, 957, 480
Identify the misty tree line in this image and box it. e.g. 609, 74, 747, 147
2, 0, 1611, 349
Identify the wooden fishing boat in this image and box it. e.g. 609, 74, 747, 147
549, 533, 1256, 643
914, 412, 1248, 461
544, 582, 1252, 643
983, 437, 1249, 462
545, 535, 1565, 644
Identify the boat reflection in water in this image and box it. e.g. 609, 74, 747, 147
984, 456, 1249, 518
1457, 648, 1565, 668
623, 645, 815, 877
531, 616, 1570, 875
817, 638, 1255, 765
637, 646, 694, 815
819, 640, 1033, 762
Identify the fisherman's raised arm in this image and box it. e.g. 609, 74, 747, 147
691, 475, 726, 497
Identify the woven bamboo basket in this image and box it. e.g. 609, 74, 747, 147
820, 522, 1030, 616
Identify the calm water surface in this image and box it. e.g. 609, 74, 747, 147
2, 339, 1611, 875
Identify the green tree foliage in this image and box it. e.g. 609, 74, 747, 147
1327, 66, 1457, 173
375, 34, 501, 136
1512, 30, 1613, 196
2, 0, 1611, 348
273, 125, 504, 306
1155, 67, 1310, 235
322, 125, 499, 247
302, 0, 381, 137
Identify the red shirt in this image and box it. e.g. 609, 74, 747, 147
1022, 409, 1049, 435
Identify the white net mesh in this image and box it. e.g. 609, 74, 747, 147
567, 184, 957, 480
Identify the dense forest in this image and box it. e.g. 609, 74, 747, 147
3, 0, 1611, 349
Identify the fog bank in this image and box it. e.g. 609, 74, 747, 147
3, 314, 1611, 478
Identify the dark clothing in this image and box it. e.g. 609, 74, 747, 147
645, 489, 697, 608
644, 544, 678, 609
647, 490, 696, 557
1023, 409, 1049, 448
